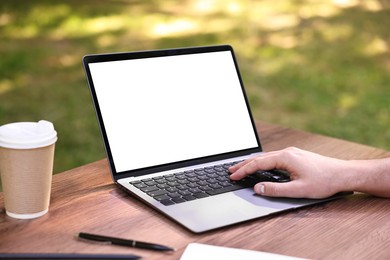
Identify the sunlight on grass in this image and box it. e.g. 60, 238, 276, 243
338, 94, 358, 115
59, 54, 79, 67
298, 3, 340, 18
378, 110, 389, 126
364, 37, 388, 56
2, 4, 70, 39
261, 14, 300, 30
97, 34, 117, 48
0, 74, 30, 96
334, 0, 383, 11
0, 80, 13, 95
268, 34, 298, 49
147, 0, 245, 38
29, 4, 70, 25
0, 13, 12, 26
148, 17, 240, 38
362, 0, 383, 11
192, 0, 243, 15
10, 24, 39, 38
333, 0, 359, 8
225, 1, 242, 14
1, 0, 389, 175
151, 19, 199, 37
321, 24, 354, 42
80, 15, 127, 34
50, 13, 134, 39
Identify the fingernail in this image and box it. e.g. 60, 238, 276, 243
256, 184, 265, 194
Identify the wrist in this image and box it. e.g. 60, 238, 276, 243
341, 158, 390, 197
341, 160, 368, 193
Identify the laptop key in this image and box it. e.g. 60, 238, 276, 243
168, 192, 181, 198
178, 190, 191, 196
155, 179, 168, 184
188, 177, 199, 182
172, 197, 186, 203
219, 181, 233, 187
198, 175, 209, 180
165, 177, 177, 182
187, 183, 200, 188
178, 179, 190, 185
193, 192, 209, 199
166, 187, 178, 193
176, 185, 189, 190
148, 189, 168, 197
160, 199, 175, 206
216, 171, 228, 176
189, 187, 201, 193
199, 186, 212, 192
197, 180, 209, 186
144, 180, 158, 186
185, 172, 197, 178
157, 183, 170, 189
182, 195, 197, 201
209, 183, 222, 189
175, 174, 187, 180
167, 181, 179, 187
133, 183, 147, 189
196, 171, 207, 176
214, 166, 225, 172
141, 186, 159, 193
206, 184, 245, 196
207, 179, 219, 184
154, 194, 170, 201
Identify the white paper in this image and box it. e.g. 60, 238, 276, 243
180, 243, 307, 260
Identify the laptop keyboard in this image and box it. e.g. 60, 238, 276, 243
129, 161, 290, 206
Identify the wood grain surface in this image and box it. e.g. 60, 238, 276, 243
1, 121, 389, 259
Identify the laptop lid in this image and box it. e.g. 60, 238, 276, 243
83, 45, 262, 181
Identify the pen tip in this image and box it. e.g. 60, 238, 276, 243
149, 244, 175, 251
162, 246, 176, 252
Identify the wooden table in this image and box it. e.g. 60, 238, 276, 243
1, 121, 390, 259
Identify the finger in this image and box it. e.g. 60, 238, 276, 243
230, 155, 280, 180
254, 181, 304, 198
229, 151, 282, 173
228, 157, 256, 173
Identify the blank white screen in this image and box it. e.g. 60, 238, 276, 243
89, 51, 258, 172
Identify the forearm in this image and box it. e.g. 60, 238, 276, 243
344, 158, 390, 198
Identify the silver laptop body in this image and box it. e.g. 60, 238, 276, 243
83, 45, 345, 233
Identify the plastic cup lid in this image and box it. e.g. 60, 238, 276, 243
0, 120, 57, 149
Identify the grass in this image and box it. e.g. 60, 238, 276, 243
0, 0, 389, 180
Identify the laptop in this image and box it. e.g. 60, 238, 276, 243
83, 45, 347, 233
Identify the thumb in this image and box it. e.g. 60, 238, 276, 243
254, 182, 301, 198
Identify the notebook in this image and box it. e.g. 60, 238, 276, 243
83, 45, 347, 233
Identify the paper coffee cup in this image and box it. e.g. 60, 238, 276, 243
0, 120, 57, 219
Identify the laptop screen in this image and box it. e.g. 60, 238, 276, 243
85, 46, 260, 175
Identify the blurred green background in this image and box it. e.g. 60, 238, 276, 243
1, 0, 389, 178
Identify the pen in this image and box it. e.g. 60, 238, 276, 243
77, 232, 175, 252
0, 253, 140, 259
